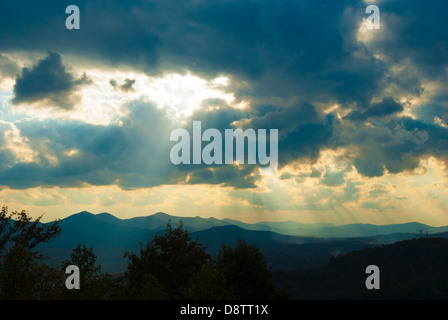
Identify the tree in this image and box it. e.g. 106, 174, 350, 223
28, 263, 65, 300
121, 273, 168, 300
0, 242, 34, 299
0, 206, 61, 299
181, 260, 235, 300
124, 220, 210, 299
216, 239, 280, 300
0, 206, 61, 259
61, 244, 103, 299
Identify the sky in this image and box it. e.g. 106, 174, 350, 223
0, 0, 448, 226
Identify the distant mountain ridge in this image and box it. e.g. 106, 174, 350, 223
36, 211, 448, 273
58, 211, 448, 238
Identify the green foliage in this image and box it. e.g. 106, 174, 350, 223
216, 239, 281, 300
0, 206, 61, 299
124, 223, 285, 300
181, 261, 235, 300
63, 244, 102, 281
60, 244, 126, 300
0, 243, 34, 299
25, 263, 65, 300
0, 206, 61, 260
124, 220, 210, 299
61, 244, 104, 299
121, 273, 168, 300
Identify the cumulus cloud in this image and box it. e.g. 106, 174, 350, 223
341, 116, 448, 177
0, 120, 39, 166
12, 51, 91, 110
0, 0, 448, 191
0, 52, 20, 80
0, 99, 263, 190
0, 0, 442, 113
0, 100, 172, 189
0, 0, 388, 107
109, 78, 136, 92
239, 102, 336, 168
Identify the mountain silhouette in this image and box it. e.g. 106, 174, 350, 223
36, 211, 448, 273
57, 211, 448, 235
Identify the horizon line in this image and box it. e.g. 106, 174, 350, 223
53, 210, 443, 228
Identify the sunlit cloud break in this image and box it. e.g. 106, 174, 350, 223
0, 0, 447, 227
170, 121, 278, 175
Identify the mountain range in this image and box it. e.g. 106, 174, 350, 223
37, 211, 448, 273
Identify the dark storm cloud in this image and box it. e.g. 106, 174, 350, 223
345, 97, 404, 121
366, 0, 448, 79
343, 117, 448, 177
0, 0, 386, 105
165, 103, 263, 187
0, 0, 445, 104
0, 100, 173, 189
181, 101, 335, 175
188, 101, 250, 132
0, 0, 438, 114
414, 93, 448, 124
0, 1, 160, 71
12, 52, 91, 109
242, 102, 336, 167
0, 99, 263, 189
0, 0, 448, 188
